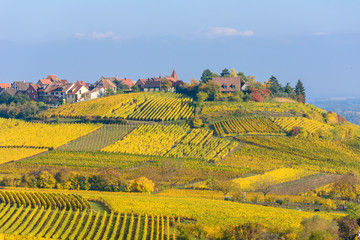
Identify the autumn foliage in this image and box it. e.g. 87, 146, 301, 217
250, 88, 271, 102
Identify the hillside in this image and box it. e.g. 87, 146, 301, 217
0, 92, 360, 238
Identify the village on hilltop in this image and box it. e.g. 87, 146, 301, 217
0, 69, 253, 105
0, 70, 187, 104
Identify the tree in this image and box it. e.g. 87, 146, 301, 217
105, 88, 116, 96
0, 92, 12, 105
221, 68, 230, 77
161, 79, 172, 92
218, 223, 275, 240
131, 85, 140, 92
295, 79, 306, 102
252, 175, 276, 202
127, 177, 155, 193
192, 116, 203, 128
250, 88, 263, 102
196, 92, 208, 103
331, 172, 360, 202
37, 171, 56, 189
229, 69, 237, 77
337, 215, 359, 239
284, 82, 295, 98
214, 180, 237, 200
200, 69, 213, 83
237, 72, 248, 82
198, 81, 221, 101
267, 75, 282, 96
113, 80, 130, 91
298, 215, 339, 240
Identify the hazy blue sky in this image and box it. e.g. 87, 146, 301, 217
0, 0, 359, 98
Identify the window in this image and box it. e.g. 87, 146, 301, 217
222, 84, 227, 89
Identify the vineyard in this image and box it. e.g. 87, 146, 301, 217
271, 117, 333, 134
0, 191, 89, 210
20, 151, 152, 170
232, 168, 314, 191
213, 117, 284, 136
102, 124, 189, 155
57, 124, 136, 152
0, 118, 101, 148
127, 93, 194, 121
233, 136, 360, 173
165, 129, 239, 161
0, 203, 176, 239
93, 191, 342, 233
38, 92, 146, 118
0, 148, 46, 165
201, 101, 326, 121
39, 92, 194, 121
101, 125, 239, 162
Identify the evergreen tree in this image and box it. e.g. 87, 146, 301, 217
267, 75, 282, 95
200, 69, 213, 83
295, 79, 306, 102
220, 68, 230, 77
284, 82, 294, 98
237, 72, 248, 82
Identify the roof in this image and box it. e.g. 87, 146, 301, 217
28, 84, 39, 91
144, 79, 161, 88
38, 79, 53, 85
0, 88, 17, 96
46, 74, 60, 80
67, 85, 88, 95
97, 79, 116, 89
13, 81, 29, 91
96, 76, 133, 88
43, 83, 74, 93
84, 87, 105, 95
0, 83, 11, 89
75, 80, 90, 89
211, 77, 241, 92
44, 75, 63, 85
117, 78, 134, 88
171, 69, 179, 81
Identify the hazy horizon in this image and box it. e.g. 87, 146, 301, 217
0, 0, 359, 98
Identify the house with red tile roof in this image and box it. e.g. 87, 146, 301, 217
38, 83, 75, 103
37, 78, 53, 87
135, 70, 181, 92
74, 80, 90, 89
0, 83, 11, 90
95, 76, 133, 90
37, 74, 66, 87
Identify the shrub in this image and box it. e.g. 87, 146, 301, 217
127, 177, 155, 193
337, 215, 359, 239
298, 215, 339, 240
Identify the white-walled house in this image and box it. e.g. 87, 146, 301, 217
66, 85, 89, 103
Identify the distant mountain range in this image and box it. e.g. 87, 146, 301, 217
309, 97, 360, 126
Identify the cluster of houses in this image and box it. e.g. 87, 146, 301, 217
0, 70, 185, 104
0, 69, 250, 104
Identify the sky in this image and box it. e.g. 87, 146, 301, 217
0, 0, 359, 99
